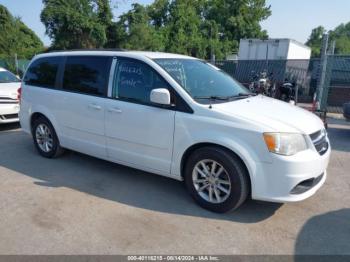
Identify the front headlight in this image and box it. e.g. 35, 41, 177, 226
263, 132, 308, 156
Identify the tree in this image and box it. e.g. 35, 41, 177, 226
204, 0, 271, 56
115, 3, 165, 51
0, 4, 43, 59
148, 0, 170, 29
330, 23, 350, 55
306, 26, 326, 57
40, 0, 271, 59
306, 23, 350, 57
95, 0, 117, 48
41, 0, 109, 49
165, 0, 205, 57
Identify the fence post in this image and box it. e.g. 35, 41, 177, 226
15, 53, 19, 76
316, 34, 329, 111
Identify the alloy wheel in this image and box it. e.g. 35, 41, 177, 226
192, 159, 231, 204
35, 123, 54, 153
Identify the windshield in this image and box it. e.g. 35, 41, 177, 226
154, 58, 250, 104
0, 70, 20, 83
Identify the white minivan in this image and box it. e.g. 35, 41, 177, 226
19, 51, 330, 213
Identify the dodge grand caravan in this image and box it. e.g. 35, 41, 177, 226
19, 51, 330, 213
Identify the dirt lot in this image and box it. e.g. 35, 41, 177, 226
0, 119, 349, 255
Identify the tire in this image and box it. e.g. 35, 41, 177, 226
184, 146, 249, 213
32, 116, 64, 158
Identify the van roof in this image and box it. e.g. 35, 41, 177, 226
35, 50, 197, 60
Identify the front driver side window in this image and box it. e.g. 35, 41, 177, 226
113, 58, 171, 104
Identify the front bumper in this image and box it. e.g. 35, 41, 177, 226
251, 144, 331, 203
0, 104, 20, 124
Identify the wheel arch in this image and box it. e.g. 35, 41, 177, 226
30, 112, 47, 132
180, 142, 252, 194
29, 110, 60, 138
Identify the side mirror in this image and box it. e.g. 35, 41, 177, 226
150, 88, 171, 106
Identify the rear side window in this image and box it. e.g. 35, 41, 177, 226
24, 57, 61, 88
63, 56, 111, 96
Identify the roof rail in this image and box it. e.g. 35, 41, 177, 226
47, 48, 128, 53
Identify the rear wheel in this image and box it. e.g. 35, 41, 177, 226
32, 116, 64, 158
184, 146, 249, 213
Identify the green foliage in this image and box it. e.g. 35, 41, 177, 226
41, 0, 108, 49
115, 3, 165, 51
307, 23, 350, 57
306, 26, 326, 57
165, 0, 205, 57
40, 0, 271, 59
204, 0, 271, 55
112, 0, 271, 59
0, 4, 44, 60
330, 23, 350, 55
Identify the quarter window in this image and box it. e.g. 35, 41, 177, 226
63, 56, 111, 96
114, 58, 171, 104
24, 57, 61, 88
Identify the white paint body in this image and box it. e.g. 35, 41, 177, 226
238, 39, 312, 60
0, 67, 20, 124
20, 51, 330, 203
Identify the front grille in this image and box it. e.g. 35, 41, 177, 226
309, 129, 329, 155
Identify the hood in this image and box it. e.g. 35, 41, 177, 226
213, 95, 324, 135
0, 82, 21, 99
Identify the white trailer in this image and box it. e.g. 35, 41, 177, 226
238, 39, 311, 60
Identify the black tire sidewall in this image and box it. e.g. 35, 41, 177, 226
32, 117, 60, 158
184, 147, 249, 213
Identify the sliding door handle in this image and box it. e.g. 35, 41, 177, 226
88, 104, 102, 110
108, 107, 122, 113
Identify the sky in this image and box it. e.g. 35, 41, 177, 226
1, 0, 350, 47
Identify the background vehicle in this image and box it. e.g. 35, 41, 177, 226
20, 51, 330, 213
0, 67, 21, 124
279, 80, 295, 103
249, 71, 275, 97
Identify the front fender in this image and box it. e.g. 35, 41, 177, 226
171, 113, 272, 196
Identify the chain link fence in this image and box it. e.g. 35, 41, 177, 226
0, 57, 30, 77
212, 57, 350, 109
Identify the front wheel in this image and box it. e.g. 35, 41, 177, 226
184, 146, 250, 213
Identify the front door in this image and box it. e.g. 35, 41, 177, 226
105, 58, 175, 173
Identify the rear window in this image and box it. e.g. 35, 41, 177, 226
24, 57, 61, 88
63, 56, 111, 96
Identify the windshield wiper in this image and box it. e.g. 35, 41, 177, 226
227, 93, 257, 100
193, 95, 231, 101
194, 93, 257, 101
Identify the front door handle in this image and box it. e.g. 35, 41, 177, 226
88, 103, 102, 110
108, 107, 122, 113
